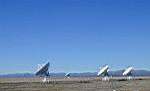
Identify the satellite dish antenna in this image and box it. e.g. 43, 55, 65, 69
65, 72, 70, 78
122, 66, 133, 80
97, 65, 110, 81
35, 61, 50, 77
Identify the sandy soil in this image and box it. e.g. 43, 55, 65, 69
0, 77, 150, 91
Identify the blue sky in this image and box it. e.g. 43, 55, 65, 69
0, 0, 150, 74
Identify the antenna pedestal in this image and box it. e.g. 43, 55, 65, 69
102, 76, 109, 81
127, 76, 132, 80
41, 77, 50, 83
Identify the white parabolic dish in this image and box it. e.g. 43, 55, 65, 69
123, 66, 132, 76
35, 61, 50, 75
97, 65, 109, 76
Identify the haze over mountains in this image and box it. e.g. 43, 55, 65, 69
0, 70, 150, 78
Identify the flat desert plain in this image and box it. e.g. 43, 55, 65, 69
0, 77, 150, 91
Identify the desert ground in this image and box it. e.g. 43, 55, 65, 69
0, 77, 150, 91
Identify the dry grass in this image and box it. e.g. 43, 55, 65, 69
0, 77, 150, 91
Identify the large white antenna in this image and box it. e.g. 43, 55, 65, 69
122, 66, 133, 80
97, 65, 110, 81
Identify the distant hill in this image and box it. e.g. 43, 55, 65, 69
0, 70, 150, 78
0, 73, 34, 78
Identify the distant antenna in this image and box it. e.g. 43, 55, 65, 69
97, 65, 109, 76
122, 66, 133, 80
97, 65, 110, 81
65, 72, 70, 78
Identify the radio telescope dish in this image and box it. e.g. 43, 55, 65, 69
122, 66, 132, 76
122, 66, 133, 80
65, 72, 70, 78
35, 61, 50, 76
97, 65, 109, 76
97, 65, 109, 81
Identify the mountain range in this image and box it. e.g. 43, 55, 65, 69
0, 70, 150, 78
